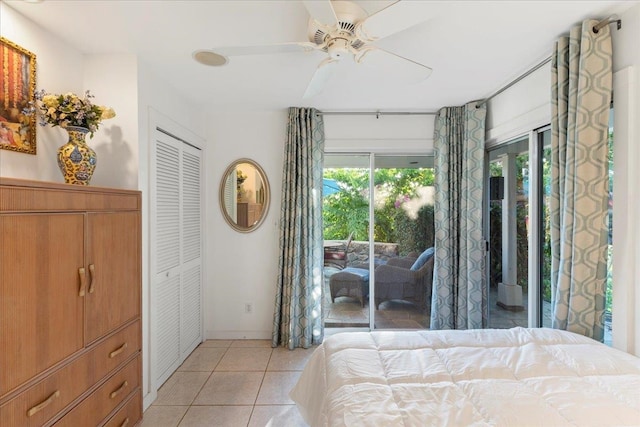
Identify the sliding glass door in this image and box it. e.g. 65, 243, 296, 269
323, 154, 370, 329
487, 137, 530, 328
372, 155, 434, 329
489, 122, 613, 344
323, 153, 434, 330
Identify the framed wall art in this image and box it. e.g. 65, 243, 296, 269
0, 37, 36, 154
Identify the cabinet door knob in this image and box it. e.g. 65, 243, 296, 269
109, 342, 128, 359
78, 268, 86, 297
120, 417, 130, 427
27, 390, 60, 417
110, 380, 129, 399
88, 264, 96, 294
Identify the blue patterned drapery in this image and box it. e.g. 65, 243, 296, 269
550, 20, 612, 341
272, 107, 325, 349
430, 101, 487, 330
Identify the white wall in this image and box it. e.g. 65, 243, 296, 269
485, 63, 551, 145
611, 3, 640, 356
2, 2, 209, 407
84, 54, 139, 189
0, 4, 142, 189
202, 110, 434, 340
5, 0, 639, 398
204, 110, 284, 339
486, 5, 640, 356
208, 12, 638, 348
137, 62, 206, 407
324, 113, 434, 154
0, 2, 83, 181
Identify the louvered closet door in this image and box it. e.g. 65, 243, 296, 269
154, 130, 203, 387
223, 172, 236, 221
181, 145, 202, 355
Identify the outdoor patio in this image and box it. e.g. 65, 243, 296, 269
324, 268, 612, 346
323, 266, 429, 329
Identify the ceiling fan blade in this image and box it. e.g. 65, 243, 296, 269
357, 1, 429, 42
357, 47, 432, 84
302, 0, 338, 26
303, 57, 340, 98
213, 42, 318, 57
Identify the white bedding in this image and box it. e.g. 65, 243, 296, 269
290, 328, 640, 426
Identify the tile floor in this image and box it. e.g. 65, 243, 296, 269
142, 340, 313, 427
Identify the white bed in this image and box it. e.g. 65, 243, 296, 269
290, 328, 640, 426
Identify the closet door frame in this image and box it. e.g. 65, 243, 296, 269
146, 109, 205, 409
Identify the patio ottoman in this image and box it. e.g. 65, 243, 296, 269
329, 267, 369, 307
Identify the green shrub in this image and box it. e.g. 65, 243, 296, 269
323, 167, 434, 244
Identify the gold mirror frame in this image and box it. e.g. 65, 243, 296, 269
219, 158, 270, 233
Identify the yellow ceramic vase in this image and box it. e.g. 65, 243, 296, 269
57, 126, 96, 185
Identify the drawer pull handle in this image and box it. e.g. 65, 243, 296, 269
88, 264, 96, 293
78, 267, 86, 297
110, 381, 128, 399
27, 390, 60, 417
120, 417, 130, 427
109, 342, 128, 359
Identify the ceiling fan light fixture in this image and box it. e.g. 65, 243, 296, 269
327, 38, 351, 59
206, 0, 432, 96
193, 50, 228, 67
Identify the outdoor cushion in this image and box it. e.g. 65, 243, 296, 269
410, 247, 434, 271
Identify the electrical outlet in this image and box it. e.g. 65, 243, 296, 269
244, 303, 253, 314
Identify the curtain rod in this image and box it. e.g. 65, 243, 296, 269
477, 56, 552, 107
316, 111, 437, 118
478, 16, 621, 107
593, 17, 622, 33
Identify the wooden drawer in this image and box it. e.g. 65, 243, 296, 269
56, 355, 140, 427
102, 391, 142, 427
0, 321, 140, 427
87, 320, 141, 384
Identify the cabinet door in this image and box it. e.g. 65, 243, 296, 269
0, 214, 84, 396
237, 203, 248, 227
85, 212, 140, 344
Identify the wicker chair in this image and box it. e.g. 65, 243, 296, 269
324, 232, 354, 270
373, 251, 434, 309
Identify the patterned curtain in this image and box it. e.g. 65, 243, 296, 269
550, 20, 612, 341
430, 101, 487, 330
272, 107, 325, 349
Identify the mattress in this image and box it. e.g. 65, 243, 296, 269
290, 327, 640, 426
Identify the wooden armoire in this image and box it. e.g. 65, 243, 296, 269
0, 178, 142, 426
236, 202, 262, 228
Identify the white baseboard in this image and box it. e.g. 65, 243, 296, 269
205, 330, 272, 340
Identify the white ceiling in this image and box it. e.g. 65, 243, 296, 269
5, 0, 634, 112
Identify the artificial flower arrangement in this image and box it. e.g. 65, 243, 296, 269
236, 169, 247, 185
30, 89, 115, 136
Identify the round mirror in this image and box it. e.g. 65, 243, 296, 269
219, 158, 270, 233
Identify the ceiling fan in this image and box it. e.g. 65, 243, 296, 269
208, 0, 432, 98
